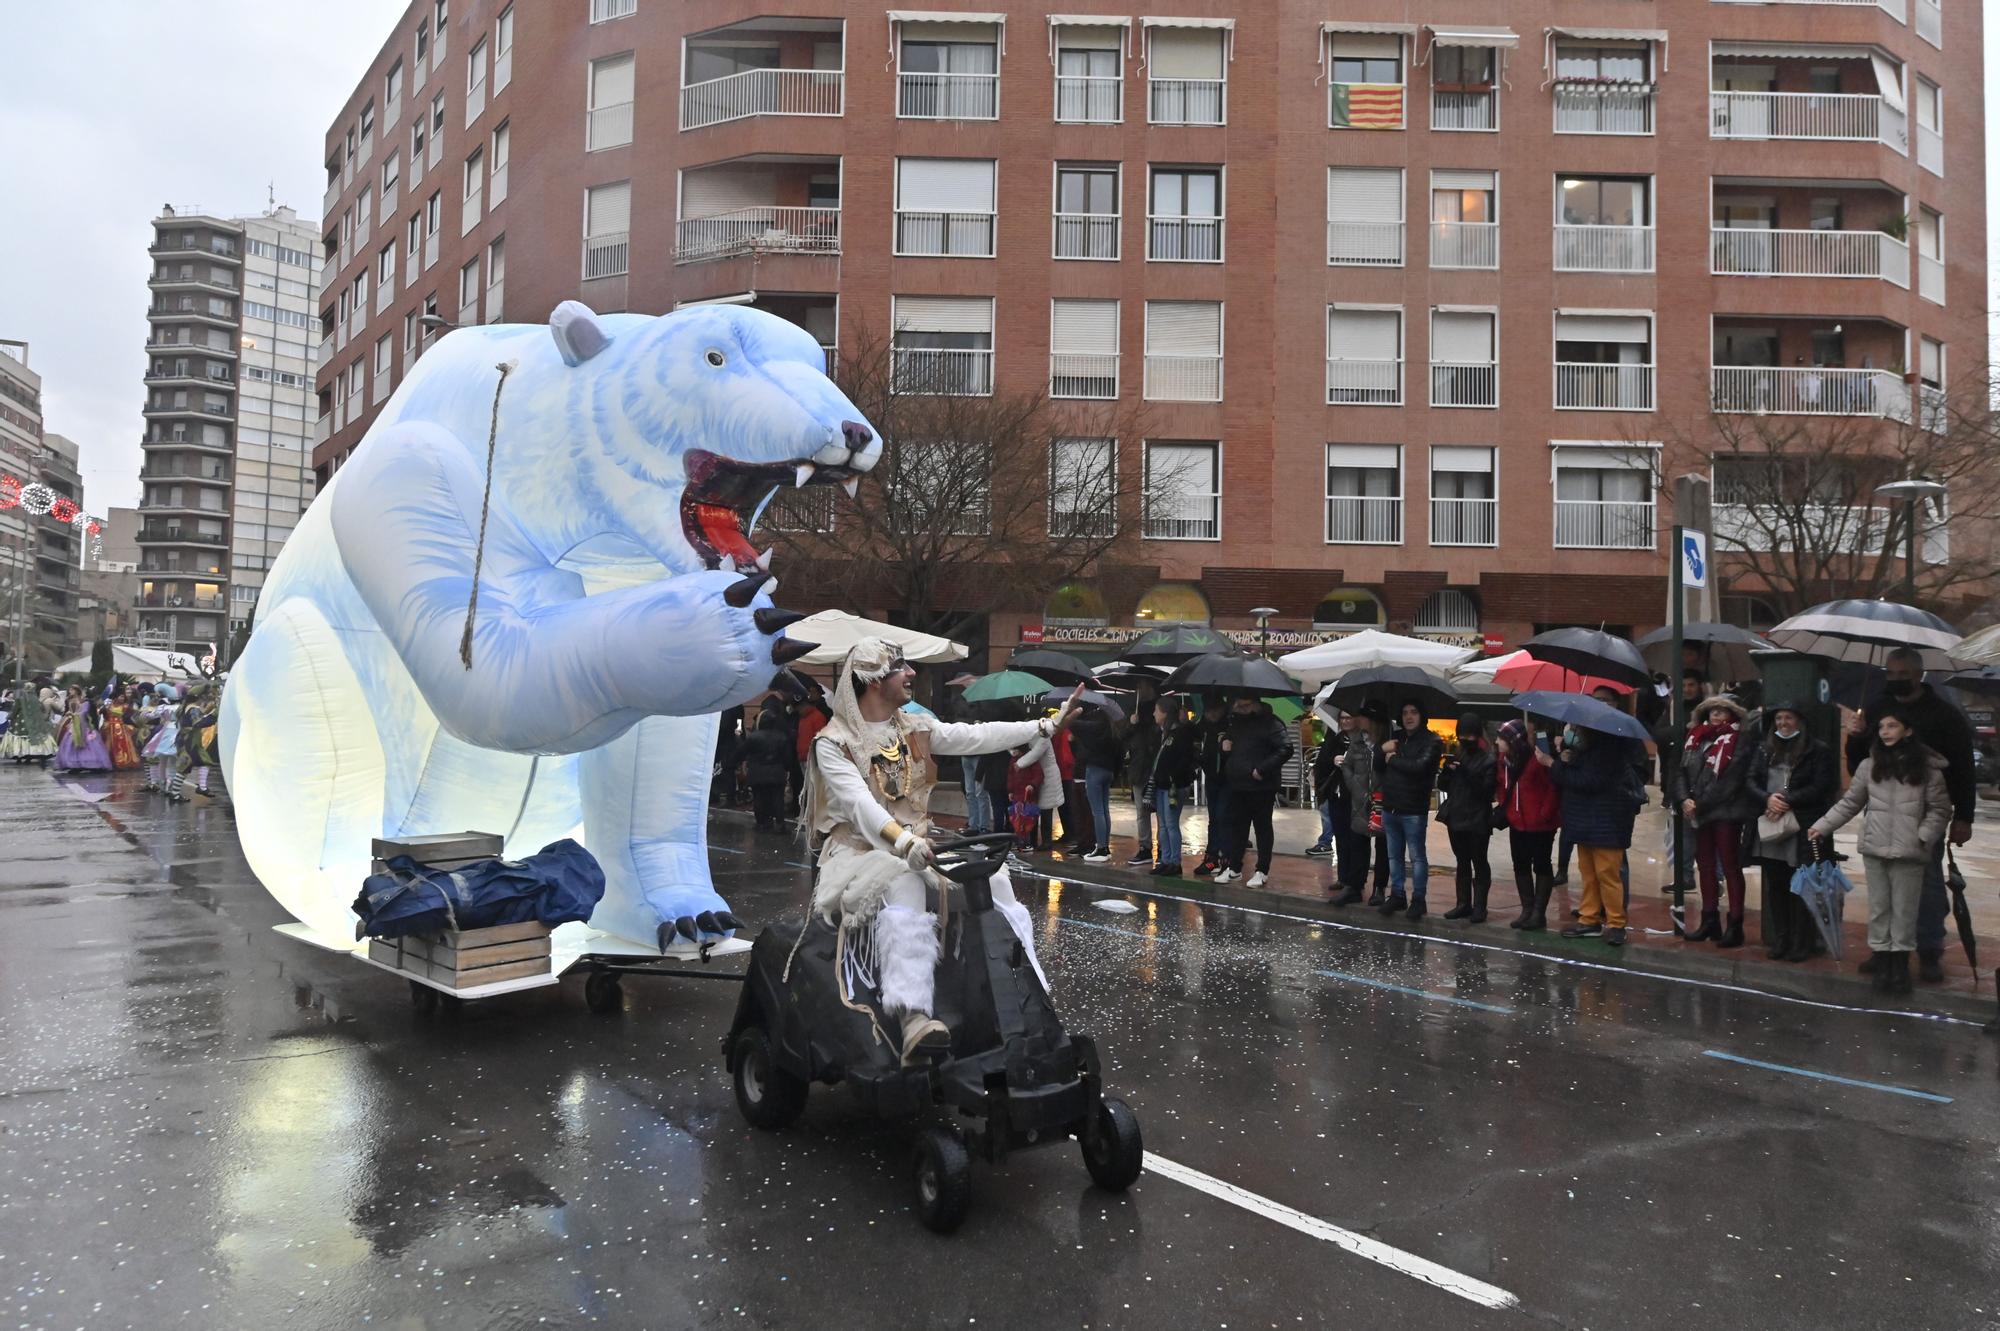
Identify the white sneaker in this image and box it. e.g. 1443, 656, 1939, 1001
1245, 871, 1268, 889
1213, 868, 1238, 883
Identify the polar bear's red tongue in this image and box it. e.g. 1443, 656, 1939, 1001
692, 500, 761, 568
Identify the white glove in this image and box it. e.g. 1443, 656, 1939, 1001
892, 830, 935, 871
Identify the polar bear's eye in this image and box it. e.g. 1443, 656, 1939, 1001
705, 349, 727, 368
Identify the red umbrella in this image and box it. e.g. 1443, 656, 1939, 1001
1487, 650, 1635, 696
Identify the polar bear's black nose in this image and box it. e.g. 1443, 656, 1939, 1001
841, 421, 874, 453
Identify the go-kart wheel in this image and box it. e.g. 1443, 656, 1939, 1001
732, 1027, 807, 1130
1080, 1097, 1144, 1191
912, 1128, 972, 1234
409, 979, 438, 1014
583, 972, 624, 1014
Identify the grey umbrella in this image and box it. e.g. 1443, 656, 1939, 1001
1767, 598, 1965, 671
1789, 851, 1854, 961
1635, 622, 1773, 683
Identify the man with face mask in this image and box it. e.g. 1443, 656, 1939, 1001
1844, 646, 1977, 983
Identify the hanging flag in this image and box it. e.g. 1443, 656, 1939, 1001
1330, 82, 1404, 129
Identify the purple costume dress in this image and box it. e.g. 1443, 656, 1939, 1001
55, 703, 114, 771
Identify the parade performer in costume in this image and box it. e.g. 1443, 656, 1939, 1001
55, 687, 113, 771
102, 688, 142, 770
1, 686, 57, 764
141, 689, 180, 791
168, 693, 219, 801
805, 637, 1084, 1064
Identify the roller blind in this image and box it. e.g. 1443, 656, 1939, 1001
1556, 314, 1650, 343
681, 167, 767, 217
1552, 444, 1652, 471
1920, 337, 1942, 381
1150, 27, 1224, 78
1058, 23, 1124, 49
896, 158, 997, 211
586, 181, 630, 235
1432, 168, 1495, 192
1052, 298, 1118, 352
1327, 444, 1399, 469
1145, 301, 1221, 354
1148, 441, 1217, 489
1328, 308, 1400, 360
590, 53, 634, 106
1328, 167, 1403, 222
901, 19, 1000, 42
895, 295, 994, 334
1431, 311, 1494, 362
1432, 445, 1492, 473
1331, 32, 1402, 60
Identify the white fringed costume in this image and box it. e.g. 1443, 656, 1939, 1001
805, 639, 1055, 1020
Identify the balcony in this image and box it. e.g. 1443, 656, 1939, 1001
146, 305, 236, 328
892, 348, 994, 396
1148, 78, 1225, 125
1918, 252, 1944, 304
1710, 365, 1913, 419
1430, 363, 1497, 408
1147, 217, 1222, 263
1552, 85, 1655, 135
1050, 353, 1119, 400
1714, 501, 1950, 560
1325, 359, 1402, 406
138, 496, 230, 518
135, 593, 226, 611
147, 336, 235, 361
676, 206, 841, 263
1430, 222, 1497, 270
1431, 496, 1497, 546
1054, 213, 1119, 260
1553, 225, 1655, 273
148, 273, 239, 295
898, 72, 998, 121
1056, 75, 1121, 123
1143, 354, 1223, 403
143, 431, 231, 453
1555, 499, 1655, 549
1710, 228, 1909, 285
1710, 92, 1905, 149
1555, 363, 1656, 411
1432, 90, 1495, 131
137, 526, 228, 548
1327, 221, 1404, 267
150, 236, 241, 264
1325, 496, 1403, 545
680, 68, 845, 131
894, 210, 995, 259
1143, 490, 1220, 541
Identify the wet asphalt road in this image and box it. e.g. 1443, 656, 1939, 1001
2, 764, 1997, 1330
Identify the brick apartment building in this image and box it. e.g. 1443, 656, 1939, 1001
311, 0, 1986, 658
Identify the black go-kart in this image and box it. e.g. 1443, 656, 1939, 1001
724, 831, 1144, 1232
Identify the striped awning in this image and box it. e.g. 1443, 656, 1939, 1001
1550, 27, 1666, 42
1429, 25, 1520, 48
1321, 21, 1419, 35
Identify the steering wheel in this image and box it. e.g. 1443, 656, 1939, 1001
930, 831, 1019, 857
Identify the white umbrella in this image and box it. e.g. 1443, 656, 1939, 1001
1277, 629, 1478, 688
788, 610, 969, 668
53, 644, 207, 681
1954, 623, 2000, 665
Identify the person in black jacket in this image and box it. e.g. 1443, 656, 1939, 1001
1743, 701, 1837, 962
740, 709, 794, 830
1194, 699, 1233, 875
1124, 703, 1162, 866
1213, 699, 1294, 888
1374, 699, 1445, 920
1144, 697, 1200, 875
1437, 713, 1499, 923
1669, 695, 1757, 947
1306, 713, 1341, 858
1843, 646, 1977, 983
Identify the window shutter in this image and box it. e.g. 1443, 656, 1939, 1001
1431, 311, 1494, 362
1051, 298, 1118, 353
1552, 444, 1651, 471
1327, 443, 1399, 469
586, 181, 631, 236
1148, 441, 1216, 489
1331, 33, 1401, 60
1920, 337, 1942, 381
896, 158, 997, 212
1431, 168, 1495, 192
895, 295, 994, 334
1327, 308, 1399, 360
1555, 314, 1650, 343
1145, 301, 1221, 354
900, 20, 999, 43
1431, 445, 1491, 473
1328, 167, 1403, 223
682, 167, 768, 217
591, 53, 635, 107
1149, 27, 1223, 78
1060, 24, 1123, 50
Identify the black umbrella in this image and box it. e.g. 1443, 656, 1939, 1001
1947, 849, 1978, 970
1124, 624, 1241, 664
1042, 688, 1125, 723
1164, 652, 1298, 699
1521, 627, 1651, 688
1939, 665, 2000, 698
1635, 622, 1773, 682
1007, 648, 1094, 686
1322, 664, 1458, 716
1092, 661, 1173, 692
1767, 598, 1965, 671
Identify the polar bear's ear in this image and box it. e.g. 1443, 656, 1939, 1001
549, 301, 612, 367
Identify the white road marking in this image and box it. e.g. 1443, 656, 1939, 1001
1142, 1151, 1521, 1311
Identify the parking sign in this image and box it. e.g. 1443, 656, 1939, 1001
1681, 530, 1709, 589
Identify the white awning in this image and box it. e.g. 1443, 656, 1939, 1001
1321, 20, 1417, 35
1047, 13, 1132, 25
1429, 25, 1519, 48
1141, 15, 1235, 28
1551, 27, 1666, 42
1870, 52, 1906, 110
888, 10, 1007, 22
1711, 40, 1873, 60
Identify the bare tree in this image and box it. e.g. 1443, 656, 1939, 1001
761, 322, 1156, 640
1654, 370, 2000, 617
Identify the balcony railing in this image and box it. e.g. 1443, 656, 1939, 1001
1714, 503, 1948, 559
138, 527, 228, 547
1710, 91, 1905, 148
679, 68, 845, 130
1430, 221, 1498, 269
1554, 499, 1655, 549
1915, 0, 1940, 44
1327, 221, 1404, 266
897, 72, 998, 120
1554, 363, 1656, 411
1325, 495, 1403, 544
893, 210, 996, 258
1050, 352, 1119, 400
1148, 78, 1225, 125
1917, 124, 1942, 175
1710, 365, 1912, 419
135, 594, 224, 611
1431, 496, 1497, 546
892, 347, 994, 396
591, 0, 637, 19
1552, 85, 1655, 135
1710, 228, 1909, 285
1143, 491, 1221, 540
1432, 90, 1496, 131
1553, 225, 1655, 273
675, 206, 841, 262
588, 101, 634, 150
314, 414, 332, 445
1325, 359, 1402, 406
582, 231, 629, 280
1055, 75, 1121, 123
1431, 362, 1498, 408
1054, 213, 1119, 260
1919, 253, 1944, 304
1147, 216, 1222, 262
1143, 354, 1223, 402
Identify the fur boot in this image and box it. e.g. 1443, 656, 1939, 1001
873, 905, 941, 1020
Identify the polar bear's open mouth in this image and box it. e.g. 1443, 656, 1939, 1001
681, 448, 857, 570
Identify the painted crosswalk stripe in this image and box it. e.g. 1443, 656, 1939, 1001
1316, 969, 1514, 1014
1142, 1152, 1520, 1310
1702, 1050, 1952, 1104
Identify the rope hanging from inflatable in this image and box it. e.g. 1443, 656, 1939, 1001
460, 359, 516, 669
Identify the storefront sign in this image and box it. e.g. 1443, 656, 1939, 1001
1018, 624, 1044, 644
1031, 625, 1487, 651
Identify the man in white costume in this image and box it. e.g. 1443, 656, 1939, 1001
806, 638, 1082, 1064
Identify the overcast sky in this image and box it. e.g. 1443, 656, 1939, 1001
1, 1, 1995, 517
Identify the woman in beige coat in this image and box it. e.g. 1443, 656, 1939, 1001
1808, 713, 1953, 995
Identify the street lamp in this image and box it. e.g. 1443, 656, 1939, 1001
1874, 477, 1948, 602
1250, 606, 1280, 658
419, 314, 466, 334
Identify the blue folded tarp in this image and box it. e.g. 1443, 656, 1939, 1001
353, 838, 606, 941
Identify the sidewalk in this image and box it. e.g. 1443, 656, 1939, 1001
933, 785, 2000, 1021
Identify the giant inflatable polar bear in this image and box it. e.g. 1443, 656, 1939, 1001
220, 302, 880, 951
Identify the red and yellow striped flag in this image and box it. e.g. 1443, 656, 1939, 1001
1331, 82, 1403, 129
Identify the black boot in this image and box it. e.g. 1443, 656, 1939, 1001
1858, 950, 1883, 975
1871, 953, 1895, 993
1404, 895, 1427, 922
1378, 893, 1407, 916
1891, 951, 1916, 996
1508, 871, 1535, 929
1917, 950, 1945, 984
1329, 883, 1364, 907
1523, 874, 1553, 932
1468, 879, 1490, 925
1764, 899, 1790, 960
1686, 910, 1721, 943
1717, 914, 1745, 949
1443, 865, 1473, 920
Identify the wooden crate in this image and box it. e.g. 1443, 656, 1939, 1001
367, 921, 553, 990
371, 830, 504, 862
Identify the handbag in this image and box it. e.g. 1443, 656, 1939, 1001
1489, 804, 1511, 831
1756, 809, 1801, 843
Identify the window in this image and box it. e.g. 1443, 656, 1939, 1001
1325, 444, 1402, 544
360, 100, 376, 141
1552, 43, 1653, 134
1146, 23, 1227, 125
1054, 23, 1123, 123
421, 293, 440, 348
1143, 440, 1221, 540
431, 92, 445, 137
1430, 446, 1496, 546
405, 212, 422, 259
1143, 300, 1223, 403
386, 60, 404, 106
1328, 32, 1404, 129
1431, 44, 1498, 130
373, 333, 393, 376
1430, 169, 1497, 268
415, 15, 429, 63
424, 190, 441, 236
1916, 207, 1944, 303
1049, 299, 1119, 399
1919, 336, 1945, 390
1148, 167, 1222, 261
891, 440, 990, 536
410, 116, 427, 172
1553, 445, 1656, 549
894, 158, 996, 257
1054, 163, 1119, 259
403, 308, 420, 352
486, 236, 505, 321
591, 0, 637, 22
897, 23, 1000, 119
466, 36, 488, 124
1327, 166, 1403, 265
1049, 437, 1117, 537
1430, 309, 1497, 408
377, 241, 395, 286
494, 7, 514, 93
459, 256, 481, 320
1553, 176, 1652, 272
382, 151, 401, 195
588, 53, 636, 150
683, 38, 780, 82
462, 147, 484, 233
890, 295, 995, 395
433, 0, 448, 59
583, 181, 632, 278
490, 121, 510, 206
1554, 313, 1655, 411
1325, 306, 1402, 405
